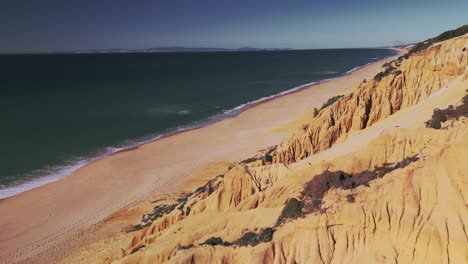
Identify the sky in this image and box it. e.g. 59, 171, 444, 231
0, 0, 467, 53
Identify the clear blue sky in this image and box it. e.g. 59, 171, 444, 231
0, 0, 467, 53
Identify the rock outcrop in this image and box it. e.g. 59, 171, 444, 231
118, 163, 290, 262
113, 119, 468, 264
107, 33, 468, 264
168, 124, 468, 264
272, 34, 467, 164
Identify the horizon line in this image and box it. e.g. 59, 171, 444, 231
0, 45, 407, 56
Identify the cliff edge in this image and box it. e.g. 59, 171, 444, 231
106, 30, 468, 264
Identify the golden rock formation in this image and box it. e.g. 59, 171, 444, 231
108, 34, 468, 264
273, 34, 467, 164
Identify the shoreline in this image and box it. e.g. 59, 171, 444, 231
0, 48, 403, 263
0, 49, 398, 200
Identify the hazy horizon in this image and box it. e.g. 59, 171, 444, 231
1, 0, 467, 54
0, 45, 401, 55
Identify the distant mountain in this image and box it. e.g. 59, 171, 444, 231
145, 47, 229, 52
66, 47, 293, 54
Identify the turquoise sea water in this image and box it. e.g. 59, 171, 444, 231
0, 48, 396, 198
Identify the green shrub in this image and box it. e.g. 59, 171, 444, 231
179, 244, 194, 250
299, 156, 418, 217
346, 194, 355, 203
426, 109, 445, 129
425, 94, 468, 129
320, 95, 344, 110
312, 107, 319, 117
377, 166, 392, 178
276, 198, 303, 225
133, 203, 178, 231
235, 228, 275, 247
202, 237, 231, 246
258, 227, 274, 242
236, 232, 258, 246
373, 71, 385, 82
409, 25, 468, 54
397, 54, 410, 61
374, 65, 399, 81
177, 197, 187, 203
432, 25, 468, 42
240, 157, 260, 164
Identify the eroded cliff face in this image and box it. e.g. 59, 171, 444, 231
272, 34, 468, 164
113, 121, 468, 264
169, 123, 468, 264
114, 164, 291, 263
108, 35, 468, 264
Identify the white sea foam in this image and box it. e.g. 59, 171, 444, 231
220, 80, 329, 117
0, 79, 330, 199
346, 66, 361, 74
345, 62, 374, 74
145, 106, 192, 115
177, 110, 191, 115
0, 147, 129, 199
0, 159, 90, 199
315, 71, 338, 75
1, 54, 392, 199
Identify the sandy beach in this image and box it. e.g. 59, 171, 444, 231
0, 49, 403, 263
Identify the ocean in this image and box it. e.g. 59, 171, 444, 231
0, 48, 396, 198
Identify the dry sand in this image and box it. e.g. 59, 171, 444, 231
0, 49, 403, 263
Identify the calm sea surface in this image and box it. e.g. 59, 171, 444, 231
0, 48, 396, 198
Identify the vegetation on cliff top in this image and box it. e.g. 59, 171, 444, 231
131, 174, 226, 231
373, 63, 402, 81
409, 24, 468, 55
320, 95, 344, 110
131, 203, 178, 231
374, 25, 467, 82
240, 145, 276, 165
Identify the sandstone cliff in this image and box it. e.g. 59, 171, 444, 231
107, 33, 468, 264
272, 34, 467, 164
